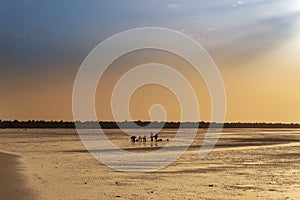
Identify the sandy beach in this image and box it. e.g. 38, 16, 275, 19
0, 152, 34, 200
0, 128, 299, 199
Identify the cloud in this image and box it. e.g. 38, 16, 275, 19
167, 3, 179, 9
232, 0, 246, 7
185, 1, 300, 67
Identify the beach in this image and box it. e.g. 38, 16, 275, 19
0, 152, 34, 200
0, 128, 299, 199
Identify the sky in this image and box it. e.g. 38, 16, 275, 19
1, 0, 300, 122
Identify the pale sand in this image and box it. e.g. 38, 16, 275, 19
0, 152, 34, 200
0, 128, 299, 199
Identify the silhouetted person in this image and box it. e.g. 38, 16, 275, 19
137, 136, 142, 142
131, 135, 137, 143
154, 133, 158, 141
150, 132, 154, 142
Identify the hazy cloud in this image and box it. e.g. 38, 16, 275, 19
232, 0, 246, 7
168, 3, 180, 9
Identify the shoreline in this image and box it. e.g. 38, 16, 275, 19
0, 151, 34, 200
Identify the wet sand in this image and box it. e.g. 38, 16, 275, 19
0, 128, 299, 199
0, 152, 34, 200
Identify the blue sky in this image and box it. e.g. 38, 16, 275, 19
1, 0, 299, 72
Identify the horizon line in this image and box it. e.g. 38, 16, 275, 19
1, 119, 299, 125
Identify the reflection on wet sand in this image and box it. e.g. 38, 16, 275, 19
0, 128, 299, 199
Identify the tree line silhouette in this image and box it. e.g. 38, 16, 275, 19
0, 120, 300, 129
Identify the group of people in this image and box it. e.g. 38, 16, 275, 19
130, 135, 147, 142
130, 132, 159, 143
150, 132, 158, 142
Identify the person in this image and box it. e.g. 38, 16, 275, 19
142, 135, 146, 142
154, 133, 158, 141
138, 136, 142, 142
131, 135, 137, 143
150, 132, 153, 142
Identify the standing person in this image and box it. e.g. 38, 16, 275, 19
150, 132, 153, 142
154, 133, 158, 141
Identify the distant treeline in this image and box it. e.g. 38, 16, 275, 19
0, 120, 300, 129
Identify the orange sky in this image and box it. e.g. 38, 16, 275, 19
1, 1, 300, 123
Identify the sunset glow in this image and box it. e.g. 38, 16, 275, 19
1, 0, 300, 123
